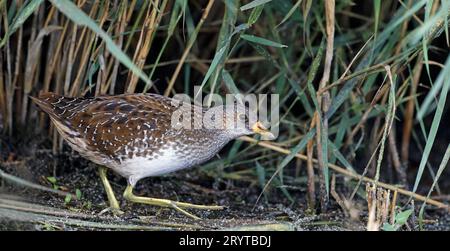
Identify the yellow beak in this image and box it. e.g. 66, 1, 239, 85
251, 121, 275, 140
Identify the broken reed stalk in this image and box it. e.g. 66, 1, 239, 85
239, 136, 450, 211
365, 183, 391, 231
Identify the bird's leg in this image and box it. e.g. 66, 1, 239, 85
123, 185, 223, 220
98, 166, 123, 215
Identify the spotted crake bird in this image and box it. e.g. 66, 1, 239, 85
31, 92, 273, 218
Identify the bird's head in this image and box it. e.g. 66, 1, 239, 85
205, 103, 275, 140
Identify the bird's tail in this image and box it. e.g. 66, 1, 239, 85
29, 92, 60, 116
30, 92, 83, 138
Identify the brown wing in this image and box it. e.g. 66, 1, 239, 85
32, 92, 181, 163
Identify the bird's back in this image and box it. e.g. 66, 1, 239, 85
32, 93, 179, 164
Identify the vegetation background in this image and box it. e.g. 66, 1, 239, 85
0, 0, 449, 230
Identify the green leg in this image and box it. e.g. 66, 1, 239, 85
123, 185, 223, 220
98, 167, 122, 215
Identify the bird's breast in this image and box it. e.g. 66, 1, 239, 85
114, 145, 190, 184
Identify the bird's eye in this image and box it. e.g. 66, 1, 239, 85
238, 113, 246, 121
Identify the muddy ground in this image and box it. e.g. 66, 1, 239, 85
0, 138, 449, 231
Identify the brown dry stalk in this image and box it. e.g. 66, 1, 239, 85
394, 0, 413, 55
239, 136, 450, 211
70, 1, 109, 96
105, 2, 128, 95
72, 1, 100, 59
126, 0, 162, 93
390, 189, 398, 224
398, 0, 441, 165
306, 117, 316, 210
43, 5, 56, 27
388, 127, 407, 184
164, 0, 215, 96
98, 1, 127, 95
42, 20, 69, 93
314, 0, 335, 212
64, 23, 78, 95
401, 55, 423, 164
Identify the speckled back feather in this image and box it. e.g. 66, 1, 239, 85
32, 92, 182, 160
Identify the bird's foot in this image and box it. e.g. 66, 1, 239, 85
123, 185, 223, 220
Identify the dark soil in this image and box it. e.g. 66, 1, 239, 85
0, 136, 449, 231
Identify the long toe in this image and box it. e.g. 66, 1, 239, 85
169, 203, 202, 220
172, 202, 225, 210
